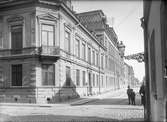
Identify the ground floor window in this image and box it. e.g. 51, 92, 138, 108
42, 64, 55, 86
82, 71, 86, 86
12, 64, 22, 86
66, 66, 71, 86
76, 69, 80, 86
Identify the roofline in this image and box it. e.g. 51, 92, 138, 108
59, 2, 107, 50
76, 9, 105, 16
0, 0, 106, 50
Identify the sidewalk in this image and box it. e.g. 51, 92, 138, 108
70, 88, 128, 106
0, 87, 139, 107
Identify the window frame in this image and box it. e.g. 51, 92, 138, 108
41, 64, 55, 86
64, 28, 71, 53
11, 64, 22, 87
41, 24, 55, 46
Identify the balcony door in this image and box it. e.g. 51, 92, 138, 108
41, 24, 54, 54
11, 25, 23, 54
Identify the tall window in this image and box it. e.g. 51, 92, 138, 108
42, 64, 55, 86
12, 64, 22, 86
65, 31, 71, 52
88, 47, 91, 63
11, 25, 23, 54
41, 24, 54, 46
0, 32, 3, 49
101, 54, 104, 69
96, 74, 99, 87
105, 56, 108, 69
82, 71, 86, 86
92, 50, 95, 65
93, 73, 95, 87
96, 53, 99, 66
82, 43, 86, 60
66, 66, 71, 86
75, 39, 80, 57
76, 69, 80, 86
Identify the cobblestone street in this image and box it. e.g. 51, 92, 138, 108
0, 88, 144, 122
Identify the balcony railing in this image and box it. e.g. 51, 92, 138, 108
0, 46, 60, 58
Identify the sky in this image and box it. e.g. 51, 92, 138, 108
72, 0, 145, 82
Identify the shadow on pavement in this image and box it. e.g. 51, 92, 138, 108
0, 113, 144, 122
84, 98, 142, 106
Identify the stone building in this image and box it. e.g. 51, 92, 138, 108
142, 0, 167, 121
77, 10, 125, 90
124, 62, 135, 88
0, 0, 124, 103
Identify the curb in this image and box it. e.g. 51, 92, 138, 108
70, 98, 97, 106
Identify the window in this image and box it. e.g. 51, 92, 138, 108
11, 25, 23, 54
0, 67, 3, 83
75, 39, 80, 57
101, 76, 103, 87
101, 54, 104, 69
82, 71, 86, 86
65, 31, 70, 52
82, 43, 86, 60
96, 74, 99, 87
41, 24, 54, 46
92, 50, 95, 65
42, 64, 55, 86
76, 69, 80, 86
96, 53, 99, 66
88, 47, 91, 63
93, 73, 95, 87
0, 32, 3, 48
66, 66, 71, 86
105, 56, 108, 69
12, 64, 22, 86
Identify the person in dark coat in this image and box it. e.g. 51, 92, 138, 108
131, 89, 136, 105
127, 85, 132, 105
139, 83, 145, 106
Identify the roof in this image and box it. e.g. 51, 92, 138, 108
76, 10, 118, 47
77, 10, 106, 31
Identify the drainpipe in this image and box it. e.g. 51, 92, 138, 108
141, 16, 150, 121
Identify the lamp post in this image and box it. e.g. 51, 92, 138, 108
118, 41, 125, 58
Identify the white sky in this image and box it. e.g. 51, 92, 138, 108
72, 0, 145, 82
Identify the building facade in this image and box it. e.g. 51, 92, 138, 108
124, 62, 136, 88
142, 0, 167, 121
0, 0, 124, 104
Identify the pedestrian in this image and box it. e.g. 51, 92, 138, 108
139, 83, 145, 106
131, 89, 136, 105
127, 85, 132, 105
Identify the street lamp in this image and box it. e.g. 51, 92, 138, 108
118, 41, 125, 58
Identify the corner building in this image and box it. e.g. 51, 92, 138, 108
0, 0, 124, 103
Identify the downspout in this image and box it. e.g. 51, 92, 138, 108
141, 16, 150, 121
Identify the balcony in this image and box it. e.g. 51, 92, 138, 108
0, 46, 60, 60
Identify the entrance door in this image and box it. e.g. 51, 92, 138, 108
88, 73, 92, 95
11, 25, 23, 54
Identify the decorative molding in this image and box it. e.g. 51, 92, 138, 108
37, 13, 59, 21
7, 15, 24, 23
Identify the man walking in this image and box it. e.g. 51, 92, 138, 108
131, 89, 136, 105
127, 85, 132, 105
139, 83, 145, 106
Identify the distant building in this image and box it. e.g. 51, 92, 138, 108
124, 63, 135, 88
0, 0, 125, 103
142, 0, 167, 121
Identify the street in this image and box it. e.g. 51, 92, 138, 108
0, 88, 144, 122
